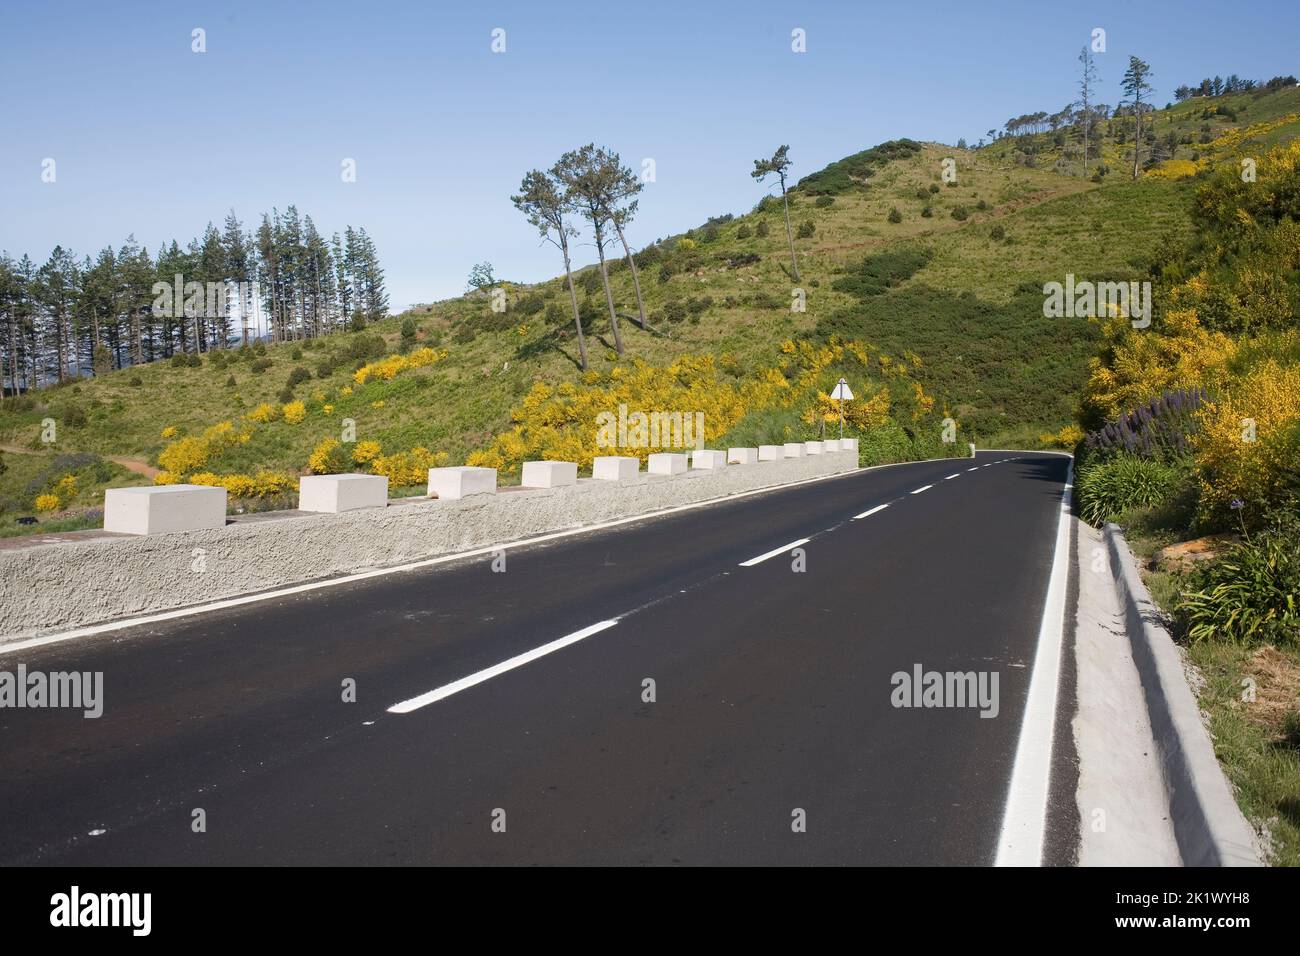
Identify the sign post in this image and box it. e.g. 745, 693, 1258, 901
830, 378, 854, 440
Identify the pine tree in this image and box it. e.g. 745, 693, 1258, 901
512, 169, 589, 369
752, 146, 800, 281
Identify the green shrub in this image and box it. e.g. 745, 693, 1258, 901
1178, 518, 1300, 646
796, 220, 815, 238
225, 374, 236, 387
928, 183, 940, 194
735, 224, 753, 239
1075, 454, 1186, 525
61, 405, 87, 428
887, 207, 902, 224
287, 366, 312, 388
400, 317, 418, 352
250, 358, 272, 374
755, 221, 770, 238
795, 139, 923, 195
316, 360, 335, 379
921, 206, 933, 218
129, 376, 143, 387
831, 246, 933, 299
990, 224, 1005, 240
951, 205, 969, 221
662, 301, 688, 323
815, 196, 835, 208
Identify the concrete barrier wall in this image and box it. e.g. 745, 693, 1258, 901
0, 450, 859, 642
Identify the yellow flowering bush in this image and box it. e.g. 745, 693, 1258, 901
352, 440, 382, 465
1192, 360, 1300, 522
282, 400, 306, 424
55, 474, 78, 504
157, 420, 242, 477
189, 471, 295, 499
370, 447, 449, 486
1144, 159, 1199, 181
35, 493, 61, 512
1081, 309, 1235, 427
160, 426, 177, 439
309, 437, 349, 474
468, 339, 933, 476
353, 347, 448, 385
1039, 424, 1085, 448
247, 403, 281, 423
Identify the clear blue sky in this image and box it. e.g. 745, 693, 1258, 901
2, 0, 1296, 311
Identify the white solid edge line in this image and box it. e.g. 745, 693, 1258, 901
852, 503, 889, 520
993, 457, 1074, 867
909, 484, 933, 495
387, 620, 619, 714
4, 451, 1062, 656
739, 537, 811, 567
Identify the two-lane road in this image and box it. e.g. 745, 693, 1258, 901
0, 452, 1076, 865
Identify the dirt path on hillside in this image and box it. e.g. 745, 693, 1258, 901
0, 443, 159, 479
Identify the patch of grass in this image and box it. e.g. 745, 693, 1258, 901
1186, 640, 1300, 866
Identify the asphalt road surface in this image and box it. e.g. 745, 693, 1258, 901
0, 451, 1077, 865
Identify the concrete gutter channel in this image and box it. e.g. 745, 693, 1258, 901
1088, 522, 1262, 866
0, 450, 858, 643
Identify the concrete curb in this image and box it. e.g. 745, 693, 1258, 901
1103, 523, 1261, 867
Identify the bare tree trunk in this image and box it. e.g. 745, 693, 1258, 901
593, 226, 623, 354
560, 236, 588, 371
6, 313, 19, 398
612, 220, 647, 330
780, 175, 800, 282
1131, 111, 1143, 179
131, 305, 143, 365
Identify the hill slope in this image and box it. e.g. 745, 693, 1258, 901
2, 85, 1298, 536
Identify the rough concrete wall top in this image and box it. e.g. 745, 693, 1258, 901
0, 451, 857, 641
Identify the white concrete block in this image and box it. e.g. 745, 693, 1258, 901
691, 449, 728, 470
840, 438, 859, 454
592, 456, 640, 481
804, 441, 824, 455
647, 453, 688, 476
822, 440, 841, 452
104, 484, 227, 535
728, 447, 759, 465
298, 474, 388, 513
783, 443, 806, 458
521, 460, 578, 488
758, 444, 783, 461
428, 466, 496, 500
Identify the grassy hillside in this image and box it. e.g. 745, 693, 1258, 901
2, 86, 1298, 536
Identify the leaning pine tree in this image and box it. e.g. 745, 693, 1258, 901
752, 145, 800, 282
591, 148, 649, 332
511, 169, 589, 370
